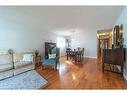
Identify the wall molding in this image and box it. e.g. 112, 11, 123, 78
84, 56, 97, 59
117, 66, 127, 81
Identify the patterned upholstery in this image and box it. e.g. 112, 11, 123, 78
42, 48, 60, 70
43, 59, 56, 65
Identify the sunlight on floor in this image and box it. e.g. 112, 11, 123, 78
59, 64, 66, 75
72, 73, 76, 80
66, 60, 74, 65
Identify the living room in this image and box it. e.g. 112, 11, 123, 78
0, 5, 127, 90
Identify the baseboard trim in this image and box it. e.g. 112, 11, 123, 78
116, 66, 127, 81
84, 56, 97, 59
123, 70, 127, 81
60, 55, 66, 57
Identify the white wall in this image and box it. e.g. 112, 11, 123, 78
71, 29, 97, 58
0, 12, 57, 57
0, 28, 57, 57
115, 7, 127, 79
57, 37, 66, 57
0, 6, 123, 58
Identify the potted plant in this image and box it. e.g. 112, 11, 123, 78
118, 35, 124, 48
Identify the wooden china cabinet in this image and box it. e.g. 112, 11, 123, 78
102, 25, 124, 77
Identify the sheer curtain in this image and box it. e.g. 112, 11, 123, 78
57, 37, 66, 57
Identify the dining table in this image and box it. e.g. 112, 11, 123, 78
66, 49, 82, 62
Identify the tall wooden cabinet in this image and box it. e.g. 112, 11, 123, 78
102, 25, 125, 77
102, 48, 124, 77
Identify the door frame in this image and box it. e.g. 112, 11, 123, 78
97, 29, 112, 63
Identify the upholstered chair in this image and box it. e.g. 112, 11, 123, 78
42, 48, 60, 70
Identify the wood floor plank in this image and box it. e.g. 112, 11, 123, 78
36, 57, 127, 89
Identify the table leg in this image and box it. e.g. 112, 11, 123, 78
67, 53, 68, 60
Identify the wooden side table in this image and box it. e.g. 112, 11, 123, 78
35, 55, 42, 68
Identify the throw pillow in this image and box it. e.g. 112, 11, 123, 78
22, 54, 33, 62
48, 54, 56, 59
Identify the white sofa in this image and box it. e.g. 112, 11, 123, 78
0, 50, 35, 80
0, 50, 14, 80
13, 52, 35, 75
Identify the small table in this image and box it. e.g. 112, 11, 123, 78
35, 55, 42, 67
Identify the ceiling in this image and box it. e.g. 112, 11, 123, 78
0, 6, 124, 36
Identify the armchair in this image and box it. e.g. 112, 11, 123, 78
42, 42, 60, 70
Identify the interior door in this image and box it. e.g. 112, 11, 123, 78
98, 38, 109, 64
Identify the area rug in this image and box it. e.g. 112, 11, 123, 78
0, 70, 48, 89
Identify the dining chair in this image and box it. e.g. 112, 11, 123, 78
66, 48, 72, 60
75, 48, 84, 62
81, 48, 85, 57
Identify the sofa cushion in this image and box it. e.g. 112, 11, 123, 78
0, 63, 13, 72
0, 54, 12, 65
43, 59, 56, 65
0, 50, 8, 55
13, 52, 34, 63
0, 69, 13, 80
22, 54, 33, 61
13, 53, 23, 63
14, 64, 35, 75
14, 61, 32, 69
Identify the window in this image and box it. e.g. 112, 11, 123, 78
57, 37, 65, 48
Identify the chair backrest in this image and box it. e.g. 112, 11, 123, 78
66, 48, 71, 52
45, 42, 56, 59
66, 48, 72, 55
56, 48, 59, 57
82, 48, 84, 56
51, 47, 60, 57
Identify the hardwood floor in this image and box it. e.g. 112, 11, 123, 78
36, 57, 127, 89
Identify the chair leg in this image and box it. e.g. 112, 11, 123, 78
75, 55, 77, 63
80, 55, 81, 62
54, 62, 57, 70
54, 65, 57, 70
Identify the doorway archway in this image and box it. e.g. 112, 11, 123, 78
97, 29, 112, 64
